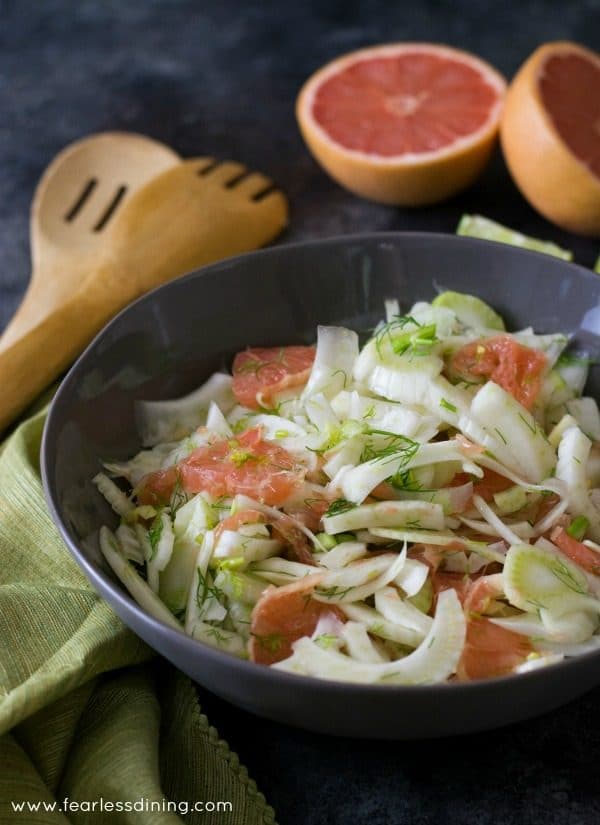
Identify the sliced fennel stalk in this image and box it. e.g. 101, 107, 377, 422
274, 590, 466, 685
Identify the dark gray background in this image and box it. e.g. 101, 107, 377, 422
2, 1, 599, 823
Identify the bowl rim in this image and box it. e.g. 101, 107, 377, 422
41, 230, 600, 695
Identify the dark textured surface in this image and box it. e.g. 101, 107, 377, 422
2, 1, 600, 823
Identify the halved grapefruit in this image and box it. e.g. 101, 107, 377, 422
501, 41, 600, 236
296, 43, 506, 206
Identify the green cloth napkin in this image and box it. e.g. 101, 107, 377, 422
0, 411, 277, 825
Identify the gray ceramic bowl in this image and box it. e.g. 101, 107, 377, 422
42, 233, 600, 739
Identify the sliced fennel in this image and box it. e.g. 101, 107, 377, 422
274, 590, 466, 685
313, 550, 406, 604
302, 325, 359, 399
470, 382, 556, 483
503, 543, 600, 644
556, 426, 600, 541
99, 526, 182, 631
322, 500, 444, 535
432, 290, 505, 331
93, 473, 133, 517
136, 372, 235, 446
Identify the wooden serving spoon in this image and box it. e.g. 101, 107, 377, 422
0, 157, 288, 432
0, 132, 180, 351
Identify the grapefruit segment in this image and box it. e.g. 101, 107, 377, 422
139, 427, 305, 507
232, 346, 316, 410
249, 574, 345, 665
449, 335, 547, 410
297, 43, 506, 205
457, 617, 533, 680
551, 527, 600, 576
500, 41, 600, 236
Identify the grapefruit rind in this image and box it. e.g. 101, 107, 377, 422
500, 41, 600, 237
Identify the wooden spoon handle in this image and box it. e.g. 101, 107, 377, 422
0, 273, 44, 351
0, 274, 117, 432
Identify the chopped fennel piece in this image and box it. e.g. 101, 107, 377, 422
511, 331, 569, 368
538, 606, 599, 643
408, 301, 458, 338
205, 401, 233, 438
459, 514, 532, 542
246, 413, 308, 451
302, 325, 359, 400
159, 493, 216, 613
115, 523, 144, 565
472, 495, 524, 546
339, 440, 480, 504
249, 557, 316, 585
104, 442, 174, 486
275, 589, 465, 684
370, 527, 506, 564
432, 290, 505, 331
391, 482, 474, 516
548, 414, 579, 448
374, 586, 433, 639
331, 391, 440, 442
566, 398, 600, 441
470, 382, 556, 483
173, 491, 217, 537
185, 531, 221, 634
313, 550, 406, 604
531, 497, 570, 537
213, 568, 267, 605
93, 472, 134, 517
322, 437, 365, 480
443, 550, 490, 574
556, 358, 589, 397
189, 621, 247, 657
394, 558, 429, 597
319, 541, 368, 570
339, 603, 424, 647
213, 530, 282, 566
456, 214, 573, 260
514, 654, 565, 674
474, 453, 565, 500
159, 428, 212, 469
556, 426, 600, 541
362, 363, 455, 418
304, 392, 339, 433
342, 621, 389, 663
228, 600, 253, 639
147, 511, 175, 592
136, 372, 235, 446
493, 485, 529, 515
530, 634, 600, 657
99, 526, 182, 631
490, 612, 597, 645
322, 500, 445, 535
502, 543, 598, 632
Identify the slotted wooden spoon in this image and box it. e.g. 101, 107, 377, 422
0, 132, 181, 351
0, 156, 288, 431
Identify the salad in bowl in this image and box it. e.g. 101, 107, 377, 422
94, 290, 600, 685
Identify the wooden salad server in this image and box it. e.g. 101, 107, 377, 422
0, 132, 181, 351
0, 157, 288, 431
